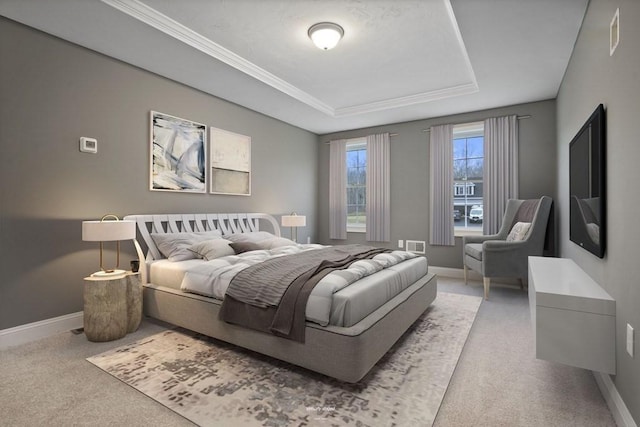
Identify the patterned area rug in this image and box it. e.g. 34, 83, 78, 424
87, 292, 481, 426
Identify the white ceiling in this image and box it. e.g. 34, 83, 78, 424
0, 0, 588, 134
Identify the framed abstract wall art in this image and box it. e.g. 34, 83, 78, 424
210, 127, 251, 196
150, 111, 207, 193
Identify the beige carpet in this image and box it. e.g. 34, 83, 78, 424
87, 292, 481, 427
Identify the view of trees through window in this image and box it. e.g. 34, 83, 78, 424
453, 124, 484, 230
347, 140, 366, 230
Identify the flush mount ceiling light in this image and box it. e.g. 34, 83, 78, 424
308, 22, 344, 50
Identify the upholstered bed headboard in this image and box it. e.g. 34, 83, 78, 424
123, 213, 280, 282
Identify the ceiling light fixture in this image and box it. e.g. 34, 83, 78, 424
308, 22, 344, 50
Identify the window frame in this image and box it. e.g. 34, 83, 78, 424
346, 138, 367, 233
453, 122, 484, 236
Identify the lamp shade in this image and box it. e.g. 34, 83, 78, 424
82, 220, 136, 241
281, 215, 306, 227
308, 22, 344, 50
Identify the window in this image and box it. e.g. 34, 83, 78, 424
346, 138, 367, 232
453, 122, 484, 232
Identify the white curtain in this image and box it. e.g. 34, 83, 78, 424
429, 124, 455, 246
483, 115, 519, 234
329, 139, 348, 240
366, 133, 391, 242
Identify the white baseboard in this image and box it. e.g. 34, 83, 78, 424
594, 371, 638, 427
0, 312, 84, 350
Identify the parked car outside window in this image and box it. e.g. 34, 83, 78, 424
469, 206, 483, 223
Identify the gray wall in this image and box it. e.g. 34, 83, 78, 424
318, 100, 557, 268
556, 0, 640, 420
0, 17, 318, 330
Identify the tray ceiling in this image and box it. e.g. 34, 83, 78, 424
0, 0, 588, 133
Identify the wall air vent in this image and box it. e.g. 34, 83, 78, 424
406, 240, 426, 254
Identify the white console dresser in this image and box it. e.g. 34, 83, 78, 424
528, 256, 615, 374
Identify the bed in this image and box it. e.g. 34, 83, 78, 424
124, 213, 437, 383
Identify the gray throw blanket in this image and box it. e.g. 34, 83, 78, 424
220, 245, 389, 342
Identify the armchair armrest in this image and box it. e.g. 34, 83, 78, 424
463, 233, 502, 245
481, 240, 532, 279
482, 240, 528, 253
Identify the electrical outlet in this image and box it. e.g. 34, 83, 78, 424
627, 324, 634, 357
398, 239, 404, 249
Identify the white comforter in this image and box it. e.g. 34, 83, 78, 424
180, 244, 418, 326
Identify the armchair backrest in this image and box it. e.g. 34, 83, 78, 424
495, 199, 527, 238
497, 196, 553, 250
526, 196, 553, 250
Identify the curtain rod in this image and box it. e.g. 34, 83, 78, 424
421, 115, 531, 132
322, 114, 531, 142
323, 133, 398, 144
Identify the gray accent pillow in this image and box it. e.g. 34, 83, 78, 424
225, 231, 275, 243
229, 241, 263, 254
151, 231, 222, 261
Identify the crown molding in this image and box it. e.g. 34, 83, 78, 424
101, 0, 335, 116
443, 0, 478, 90
334, 83, 479, 117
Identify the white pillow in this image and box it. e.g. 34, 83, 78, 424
189, 239, 235, 260
151, 231, 222, 261
506, 222, 532, 242
262, 236, 298, 249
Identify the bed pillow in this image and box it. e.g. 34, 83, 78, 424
225, 231, 275, 244
188, 239, 235, 261
506, 222, 532, 242
262, 236, 297, 249
229, 241, 264, 254
151, 231, 222, 261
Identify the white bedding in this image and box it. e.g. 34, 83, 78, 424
148, 244, 428, 327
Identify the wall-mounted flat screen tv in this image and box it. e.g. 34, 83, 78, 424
569, 104, 606, 258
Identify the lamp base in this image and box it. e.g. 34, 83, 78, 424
91, 269, 126, 278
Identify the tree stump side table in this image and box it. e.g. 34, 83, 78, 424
83, 272, 142, 342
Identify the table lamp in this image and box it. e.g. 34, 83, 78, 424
281, 213, 306, 243
82, 214, 136, 277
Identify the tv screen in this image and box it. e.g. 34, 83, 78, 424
569, 104, 606, 258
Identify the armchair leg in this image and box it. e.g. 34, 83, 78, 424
519, 278, 524, 290
463, 265, 468, 285
483, 277, 490, 300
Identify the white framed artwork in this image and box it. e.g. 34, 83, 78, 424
210, 127, 251, 196
150, 111, 207, 193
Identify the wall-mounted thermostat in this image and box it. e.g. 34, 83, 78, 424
80, 137, 97, 153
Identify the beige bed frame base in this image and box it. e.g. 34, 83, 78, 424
125, 213, 438, 383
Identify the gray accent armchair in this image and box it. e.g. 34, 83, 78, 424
463, 196, 553, 300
